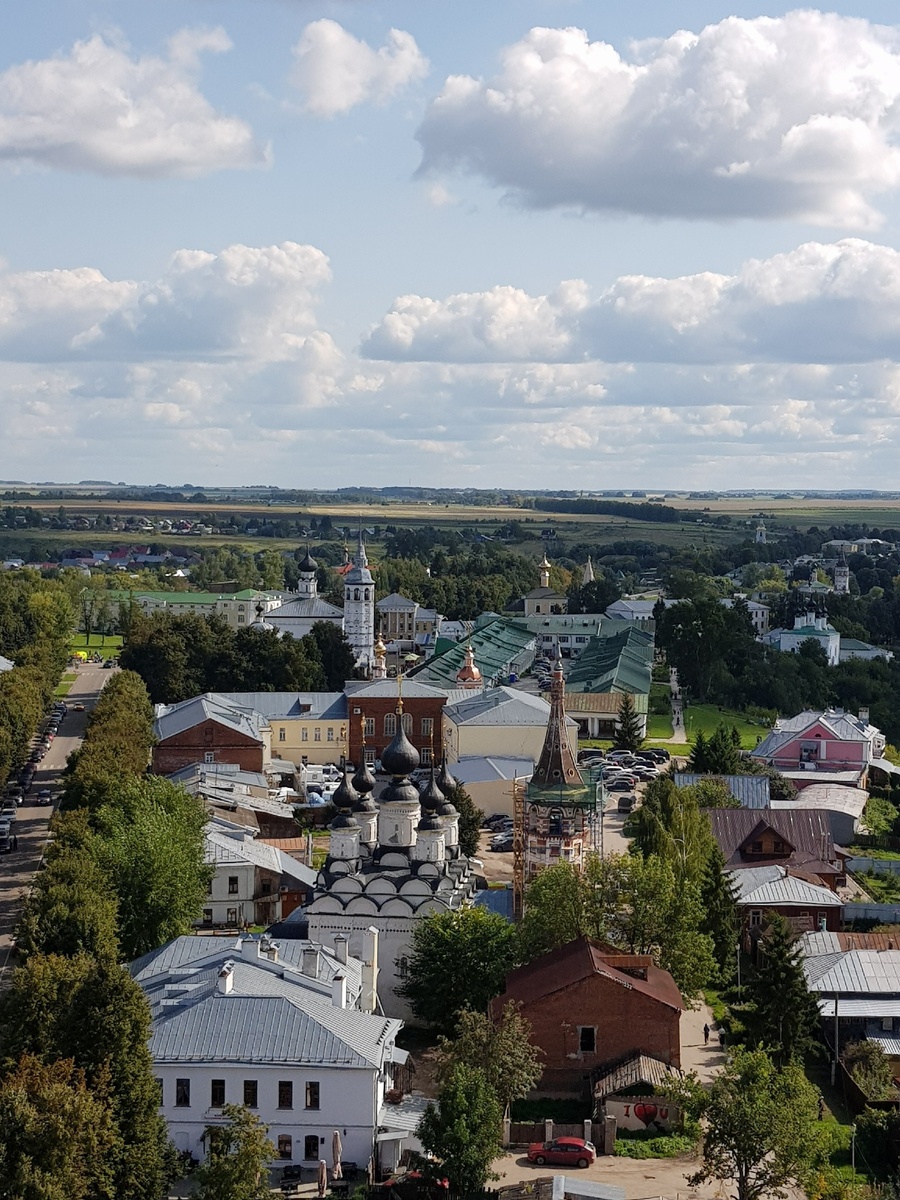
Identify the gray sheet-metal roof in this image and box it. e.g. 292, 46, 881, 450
377, 1093, 432, 1134
772, 784, 868, 818
154, 695, 265, 743
168, 762, 270, 792
267, 597, 344, 620
674, 773, 770, 807
151, 994, 397, 1067
728, 866, 842, 907
553, 1179, 626, 1200
213, 692, 347, 721
344, 679, 449, 699
376, 593, 417, 611
868, 1036, 900, 1056
205, 823, 316, 887
451, 756, 534, 784
804, 950, 900, 994
819, 999, 900, 1017
446, 686, 575, 728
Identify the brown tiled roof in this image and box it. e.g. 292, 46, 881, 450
707, 807, 840, 877
495, 937, 684, 1014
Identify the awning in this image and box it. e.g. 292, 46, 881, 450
390, 1047, 409, 1065
819, 998, 900, 1017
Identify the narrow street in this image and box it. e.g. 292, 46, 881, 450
0, 661, 111, 989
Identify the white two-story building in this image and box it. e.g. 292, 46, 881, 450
131, 933, 415, 1174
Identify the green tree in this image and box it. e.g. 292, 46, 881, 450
417, 1064, 503, 1197
91, 777, 211, 960
736, 915, 822, 1066
689, 723, 742, 775
843, 1040, 894, 1099
443, 783, 483, 858
699, 844, 738, 979
302, 621, 359, 690
518, 860, 589, 962
400, 909, 519, 1030
194, 1105, 276, 1200
0, 953, 168, 1200
613, 692, 644, 751
435, 1003, 543, 1118
16, 837, 119, 963
687, 1051, 823, 1200
689, 729, 711, 773
0, 1054, 119, 1200
633, 777, 715, 887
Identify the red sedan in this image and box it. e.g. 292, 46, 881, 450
527, 1137, 596, 1168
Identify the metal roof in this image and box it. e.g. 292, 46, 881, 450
150, 994, 397, 1067
868, 1036, 900, 1056
213, 692, 347, 721
154, 694, 264, 743
267, 597, 344, 620
804, 950, 900, 995
205, 823, 317, 887
819, 999, 900, 1017
408, 618, 536, 688
446, 687, 576, 728
675, 773, 771, 807
564, 626, 653, 697
772, 784, 868, 817
565, 692, 649, 715
451, 755, 534, 783
728, 866, 842, 908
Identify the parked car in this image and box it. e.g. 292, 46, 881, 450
0, 824, 17, 854
483, 813, 511, 830
617, 793, 636, 814
0, 802, 17, 823
527, 1138, 596, 1168
490, 834, 514, 852
37, 790, 52, 806
607, 778, 636, 792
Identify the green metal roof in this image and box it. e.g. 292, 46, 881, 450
408, 618, 535, 687
565, 627, 653, 696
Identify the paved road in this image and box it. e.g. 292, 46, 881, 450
0, 662, 111, 987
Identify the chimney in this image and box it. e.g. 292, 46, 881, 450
334, 935, 349, 965
360, 926, 379, 1014
217, 961, 234, 995
859, 708, 870, 725
241, 937, 260, 962
331, 974, 348, 1009
301, 946, 319, 978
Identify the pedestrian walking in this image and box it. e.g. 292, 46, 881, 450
703, 1023, 710, 1045
718, 1030, 725, 1049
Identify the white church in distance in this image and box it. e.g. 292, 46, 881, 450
264, 533, 375, 675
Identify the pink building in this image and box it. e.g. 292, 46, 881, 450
751, 708, 887, 790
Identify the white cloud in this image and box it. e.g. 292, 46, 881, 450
363, 240, 900, 365
0, 29, 267, 177
291, 19, 428, 117
0, 241, 333, 362
417, 13, 900, 226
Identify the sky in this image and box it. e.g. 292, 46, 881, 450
5, 0, 900, 490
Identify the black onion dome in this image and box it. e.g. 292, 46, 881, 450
437, 760, 458, 796
381, 718, 420, 777
380, 777, 421, 806
298, 547, 318, 573
420, 767, 445, 815
352, 760, 377, 810
439, 796, 458, 818
331, 770, 359, 813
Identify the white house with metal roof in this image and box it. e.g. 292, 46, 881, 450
131, 932, 415, 1174
202, 818, 317, 928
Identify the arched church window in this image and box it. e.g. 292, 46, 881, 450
364, 589, 370, 601
548, 807, 563, 836
354, 589, 360, 601
401, 712, 412, 735
384, 713, 397, 736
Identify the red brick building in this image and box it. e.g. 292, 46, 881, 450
345, 679, 448, 768
730, 864, 843, 950
492, 937, 683, 1097
152, 695, 267, 775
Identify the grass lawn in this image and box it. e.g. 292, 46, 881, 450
54, 676, 76, 697
683, 703, 771, 750
647, 712, 674, 739
70, 633, 123, 652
